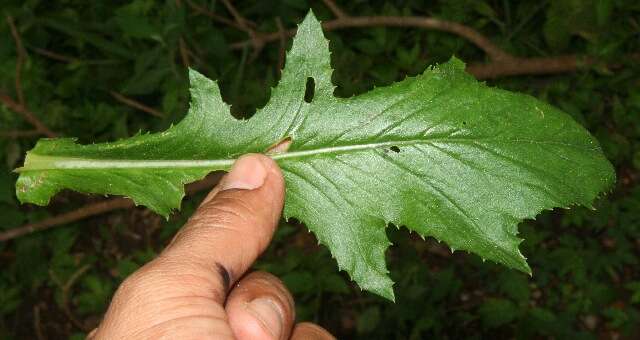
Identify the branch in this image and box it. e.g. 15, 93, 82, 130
221, 0, 256, 32
185, 0, 244, 30
29, 47, 119, 66
466, 55, 595, 79
275, 17, 286, 75
4, 16, 58, 138
0, 198, 134, 242
0, 93, 57, 138
29, 47, 77, 63
322, 0, 349, 19
173, 0, 192, 69
0, 174, 222, 242
49, 264, 92, 331
6, 15, 26, 105
110, 91, 165, 118
178, 37, 191, 68
231, 16, 514, 62
228, 15, 638, 78
221, 0, 264, 56
33, 304, 45, 340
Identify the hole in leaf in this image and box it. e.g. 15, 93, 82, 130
390, 146, 400, 153
304, 77, 315, 103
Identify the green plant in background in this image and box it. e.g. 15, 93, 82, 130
15, 12, 614, 300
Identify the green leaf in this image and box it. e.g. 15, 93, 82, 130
357, 306, 381, 334
479, 298, 519, 328
15, 11, 615, 300
40, 18, 133, 59
0, 170, 14, 204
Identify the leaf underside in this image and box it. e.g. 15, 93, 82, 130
16, 11, 615, 300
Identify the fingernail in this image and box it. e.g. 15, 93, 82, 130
246, 297, 284, 339
220, 155, 267, 191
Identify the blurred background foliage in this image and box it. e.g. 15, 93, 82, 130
1, 0, 639, 339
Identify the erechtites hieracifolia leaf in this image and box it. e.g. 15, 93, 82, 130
16, 11, 615, 300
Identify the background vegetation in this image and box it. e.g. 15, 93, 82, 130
1, 0, 639, 338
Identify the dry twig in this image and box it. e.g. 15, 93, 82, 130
0, 93, 57, 138
322, 0, 349, 19
179, 38, 191, 68
30, 47, 77, 63
174, 0, 191, 69
33, 304, 45, 340
275, 17, 287, 75
3, 16, 58, 138
0, 198, 134, 242
188, 0, 624, 79
0, 174, 222, 242
30, 47, 120, 66
231, 16, 514, 62
185, 0, 244, 30
227, 14, 638, 78
6, 15, 26, 105
221, 0, 264, 56
221, 0, 255, 31
467, 54, 594, 79
50, 264, 92, 331
110, 91, 165, 118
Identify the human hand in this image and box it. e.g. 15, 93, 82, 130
90, 154, 334, 339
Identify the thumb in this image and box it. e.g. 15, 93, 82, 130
92, 155, 285, 339
160, 153, 285, 302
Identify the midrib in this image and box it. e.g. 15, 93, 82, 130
17, 139, 425, 172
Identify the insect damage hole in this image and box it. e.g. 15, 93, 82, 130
390, 146, 400, 153
304, 77, 315, 103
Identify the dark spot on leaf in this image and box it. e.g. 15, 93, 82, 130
390, 146, 400, 153
304, 77, 315, 103
216, 262, 231, 292
463, 121, 467, 125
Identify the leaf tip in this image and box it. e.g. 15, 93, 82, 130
301, 8, 321, 27
187, 67, 205, 81
446, 55, 467, 69
428, 56, 472, 80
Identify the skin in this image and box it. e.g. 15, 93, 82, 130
90, 154, 335, 340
